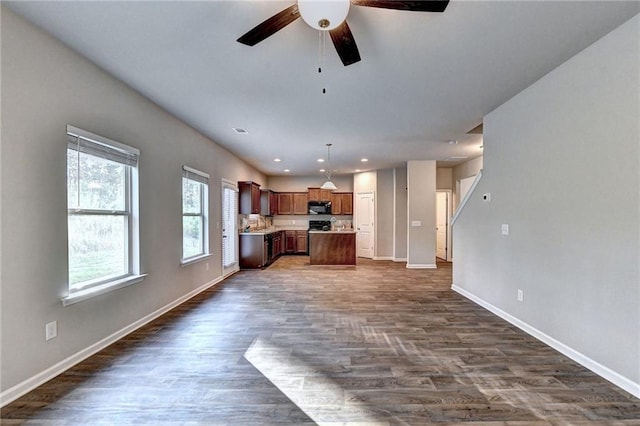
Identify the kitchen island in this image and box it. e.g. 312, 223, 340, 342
308, 230, 357, 266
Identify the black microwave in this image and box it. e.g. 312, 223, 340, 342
308, 201, 332, 215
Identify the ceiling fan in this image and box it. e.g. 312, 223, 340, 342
237, 0, 450, 66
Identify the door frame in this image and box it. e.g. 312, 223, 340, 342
355, 191, 375, 259
436, 190, 452, 262
221, 179, 239, 277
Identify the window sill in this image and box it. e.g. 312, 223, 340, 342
181, 253, 212, 267
62, 274, 147, 307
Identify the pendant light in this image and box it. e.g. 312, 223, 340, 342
320, 143, 337, 190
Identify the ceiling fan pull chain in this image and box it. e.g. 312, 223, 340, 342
318, 30, 327, 94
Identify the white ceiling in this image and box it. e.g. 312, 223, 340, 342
6, 1, 639, 176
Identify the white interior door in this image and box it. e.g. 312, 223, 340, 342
356, 192, 374, 258
436, 191, 449, 260
222, 180, 238, 276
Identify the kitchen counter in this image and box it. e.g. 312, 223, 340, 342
308, 230, 356, 234
239, 227, 306, 235
308, 230, 356, 266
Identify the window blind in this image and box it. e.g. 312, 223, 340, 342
67, 126, 138, 167
182, 166, 209, 185
223, 185, 238, 268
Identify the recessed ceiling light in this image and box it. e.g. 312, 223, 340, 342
319, 169, 326, 173
283, 169, 290, 173
360, 158, 368, 162
232, 127, 248, 134
273, 158, 281, 162
317, 158, 325, 163
355, 169, 361, 172
448, 140, 458, 145
450, 156, 468, 159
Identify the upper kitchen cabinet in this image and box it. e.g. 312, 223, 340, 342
260, 189, 278, 216
293, 193, 308, 215
277, 193, 293, 215
331, 192, 353, 215
308, 187, 332, 202
277, 192, 308, 215
239, 181, 261, 214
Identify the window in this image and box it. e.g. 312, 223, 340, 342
182, 166, 209, 262
66, 125, 142, 303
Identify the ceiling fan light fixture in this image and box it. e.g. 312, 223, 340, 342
298, 0, 350, 31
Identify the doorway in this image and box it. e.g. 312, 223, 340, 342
436, 190, 452, 261
356, 191, 374, 258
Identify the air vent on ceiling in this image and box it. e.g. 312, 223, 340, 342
232, 127, 249, 134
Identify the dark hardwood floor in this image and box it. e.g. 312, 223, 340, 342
2, 256, 639, 424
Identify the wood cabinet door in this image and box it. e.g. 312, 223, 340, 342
277, 193, 293, 215
251, 184, 261, 214
293, 193, 308, 215
285, 230, 296, 253
307, 188, 321, 202
269, 191, 278, 216
320, 189, 332, 201
340, 193, 353, 215
331, 193, 342, 214
295, 231, 308, 254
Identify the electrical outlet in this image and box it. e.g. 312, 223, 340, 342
46, 321, 57, 341
205, 262, 209, 271
517, 289, 524, 302
501, 224, 510, 236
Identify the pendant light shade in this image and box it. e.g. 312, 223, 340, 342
321, 143, 337, 191
320, 180, 337, 190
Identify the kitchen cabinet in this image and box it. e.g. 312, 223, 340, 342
293, 193, 308, 215
308, 187, 332, 202
260, 189, 278, 216
331, 192, 353, 215
239, 181, 261, 214
284, 230, 308, 254
240, 231, 284, 269
295, 231, 308, 254
277, 193, 293, 215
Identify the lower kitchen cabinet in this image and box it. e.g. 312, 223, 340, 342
240, 231, 286, 269
285, 230, 308, 254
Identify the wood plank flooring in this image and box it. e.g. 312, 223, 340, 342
2, 256, 639, 425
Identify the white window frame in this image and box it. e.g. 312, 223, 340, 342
181, 165, 210, 265
63, 125, 145, 306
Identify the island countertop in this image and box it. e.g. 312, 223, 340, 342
308, 230, 357, 234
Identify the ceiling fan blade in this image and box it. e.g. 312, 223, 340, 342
329, 21, 361, 66
237, 4, 301, 46
351, 0, 450, 13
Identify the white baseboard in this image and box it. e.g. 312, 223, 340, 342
0, 271, 236, 407
406, 263, 436, 269
393, 257, 407, 263
373, 256, 394, 261
451, 284, 640, 399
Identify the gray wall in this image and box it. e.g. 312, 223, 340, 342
453, 14, 639, 389
266, 175, 353, 192
394, 166, 408, 261
1, 8, 264, 394
407, 161, 436, 267
375, 169, 394, 259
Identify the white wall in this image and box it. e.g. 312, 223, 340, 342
1, 8, 265, 398
407, 161, 436, 268
453, 156, 483, 211
453, 15, 639, 395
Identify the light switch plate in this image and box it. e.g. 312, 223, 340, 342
46, 321, 57, 341
501, 224, 509, 235
411, 220, 422, 227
